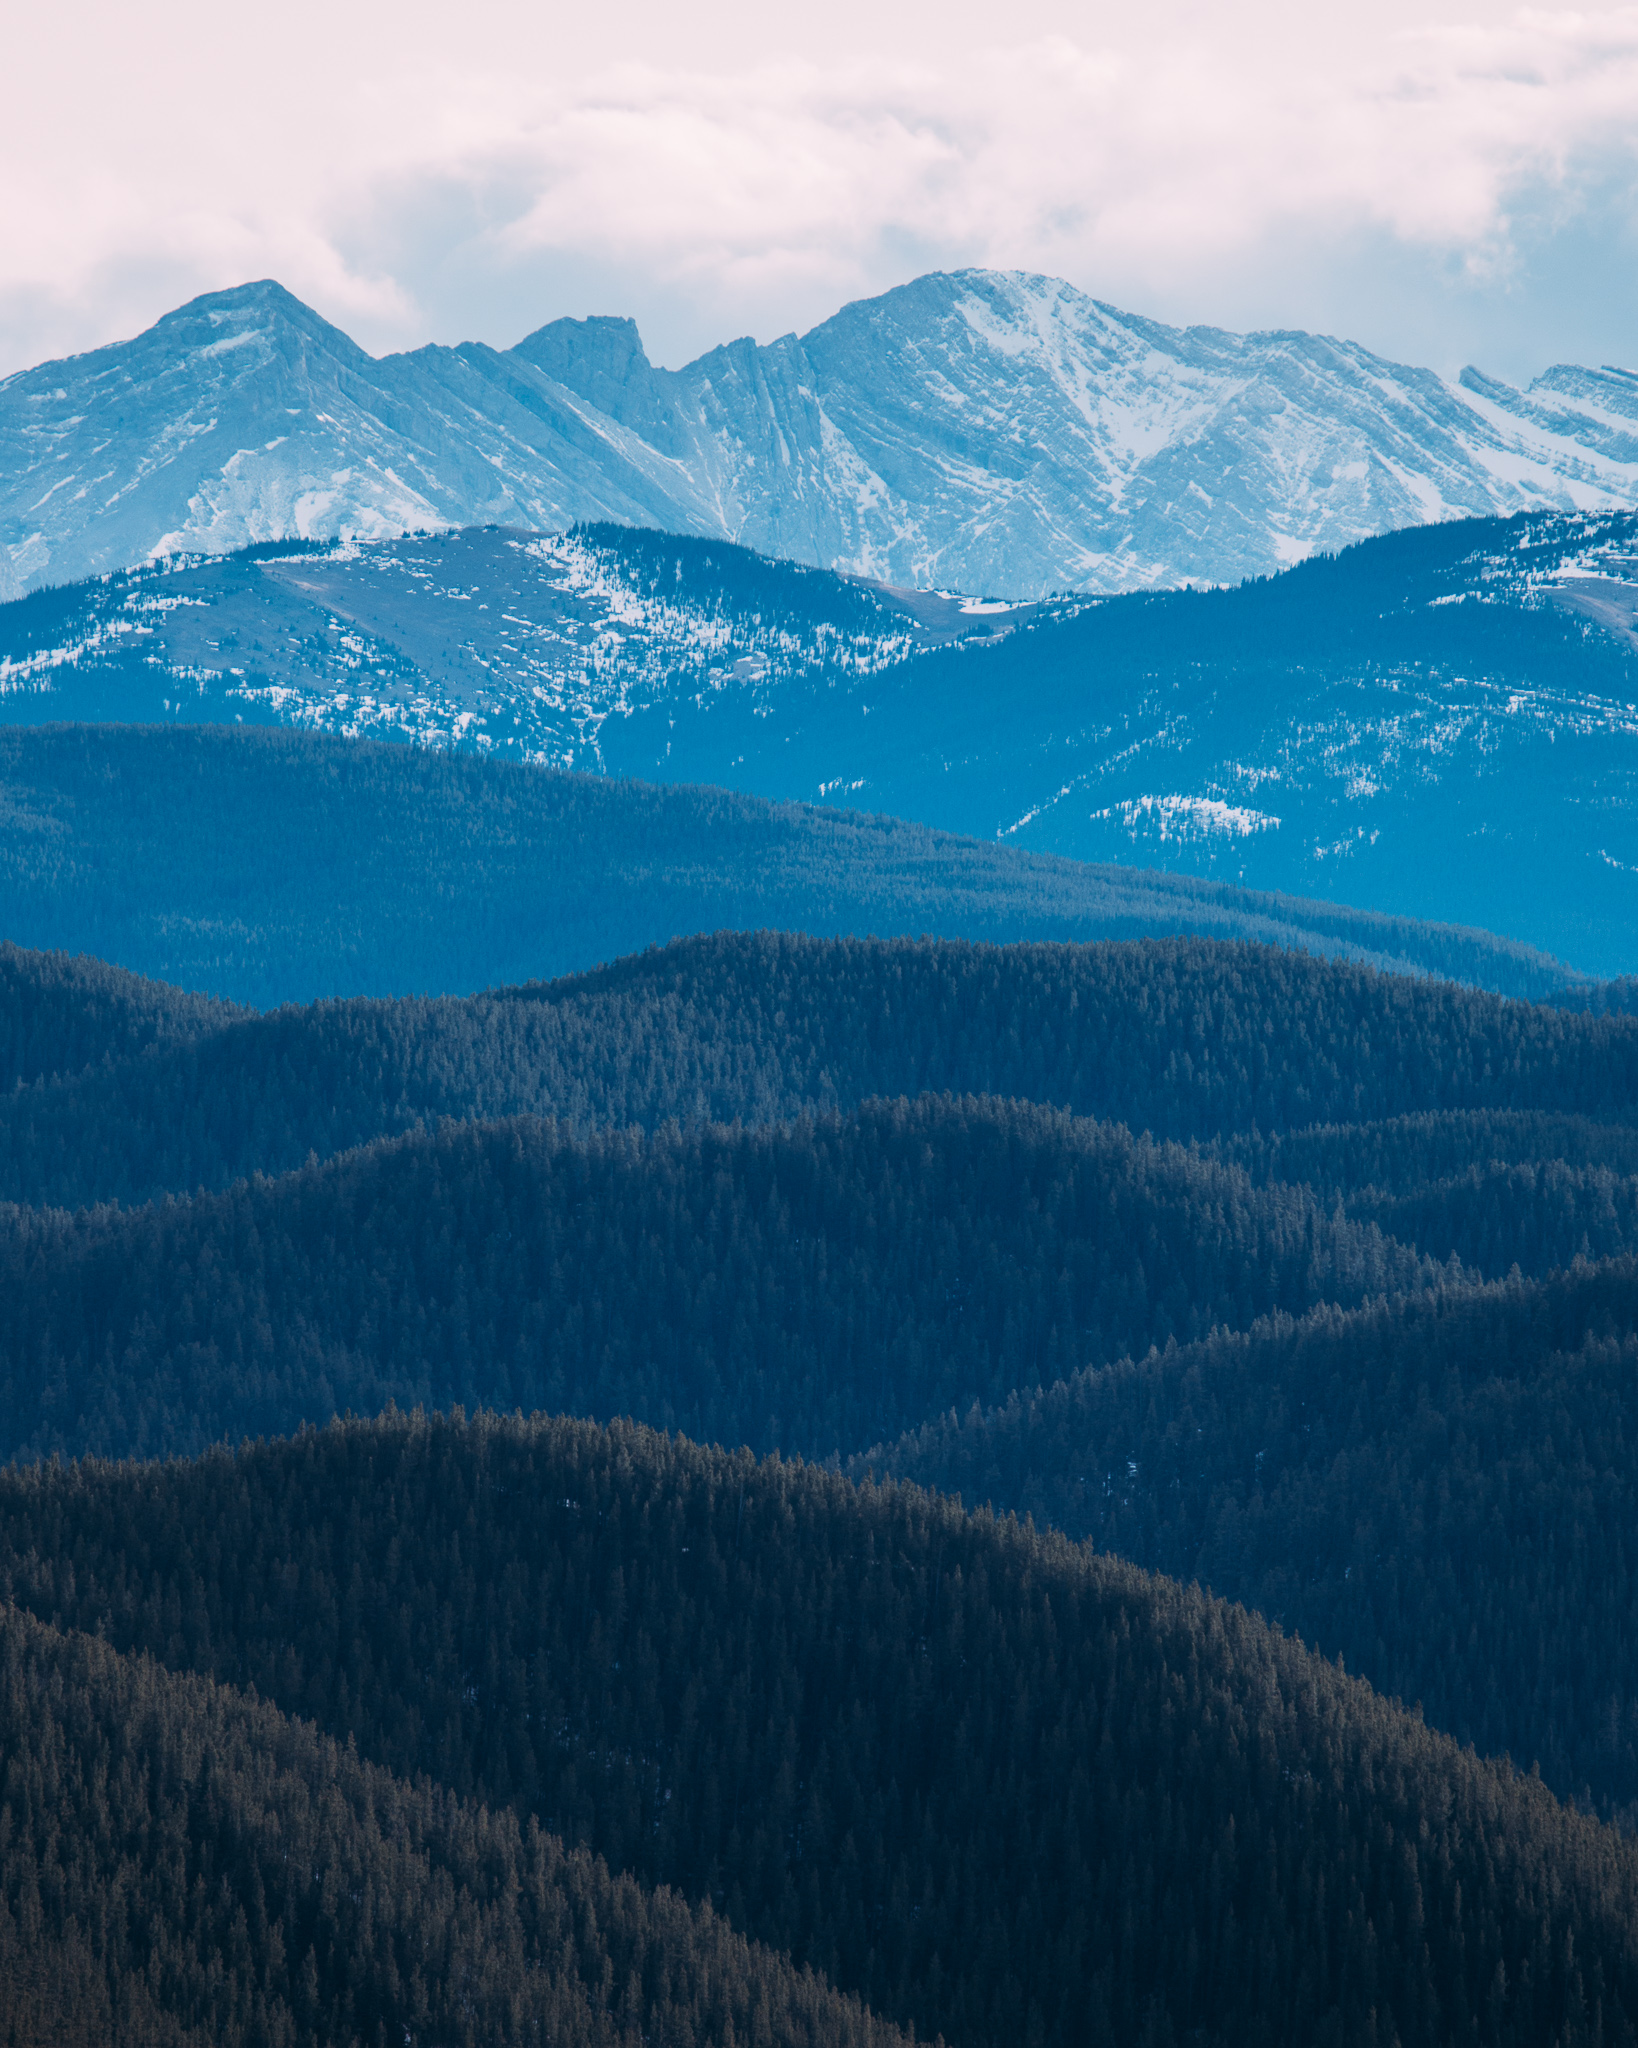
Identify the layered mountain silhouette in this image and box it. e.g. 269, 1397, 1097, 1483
6, 512, 1635, 973
4, 269, 1637, 600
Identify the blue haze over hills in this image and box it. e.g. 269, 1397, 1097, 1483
3, 510, 1637, 977
4, 269, 1638, 601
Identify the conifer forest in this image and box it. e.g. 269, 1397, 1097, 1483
4, 695, 1638, 2047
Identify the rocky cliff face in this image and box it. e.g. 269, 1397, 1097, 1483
0, 283, 713, 601
4, 270, 1636, 599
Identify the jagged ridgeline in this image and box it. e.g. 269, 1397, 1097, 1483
6, 1413, 1638, 2048
0, 723, 1588, 1006
0, 1602, 903, 2048
4, 928, 1635, 1212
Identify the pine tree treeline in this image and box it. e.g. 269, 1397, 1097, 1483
1219, 1108, 1638, 1196
0, 1095, 1440, 1463
1345, 1158, 1638, 1276
6, 1412, 1638, 2048
0, 1600, 906, 2048
5, 928, 1636, 1211
862, 1257, 1638, 1816
0, 941, 238, 1092
7, 913, 1638, 2043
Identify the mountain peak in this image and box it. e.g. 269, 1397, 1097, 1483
143, 278, 376, 363
6, 267, 1638, 599
510, 313, 672, 442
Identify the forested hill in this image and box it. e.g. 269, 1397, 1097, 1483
7, 1412, 1638, 2048
1219, 1107, 1638, 1197
9, 902, 1638, 2038
596, 509, 1638, 977
0, 723, 1583, 1006
4, 929, 1636, 1212
0, 942, 241, 1091
0, 1601, 903, 2048
0, 1097, 1443, 1464
863, 1256, 1638, 1819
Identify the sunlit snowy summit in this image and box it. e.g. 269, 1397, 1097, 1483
3, 269, 1636, 601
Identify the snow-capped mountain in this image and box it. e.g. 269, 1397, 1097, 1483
5, 272, 1637, 601
0, 284, 718, 603
0, 522, 1010, 767
4, 508, 1636, 974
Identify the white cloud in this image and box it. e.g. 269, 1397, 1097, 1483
3, 0, 1637, 378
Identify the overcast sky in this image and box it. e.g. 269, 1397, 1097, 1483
4, 0, 1636, 383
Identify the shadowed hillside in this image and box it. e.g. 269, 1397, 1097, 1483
8, 1413, 1638, 2048
3, 928, 1633, 1212
0, 1599, 905, 2048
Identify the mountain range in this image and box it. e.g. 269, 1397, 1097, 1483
5, 268, 1638, 600
6, 509, 1636, 974
16, 226, 1638, 2048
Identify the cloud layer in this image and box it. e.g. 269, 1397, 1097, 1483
4, 1, 1637, 379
